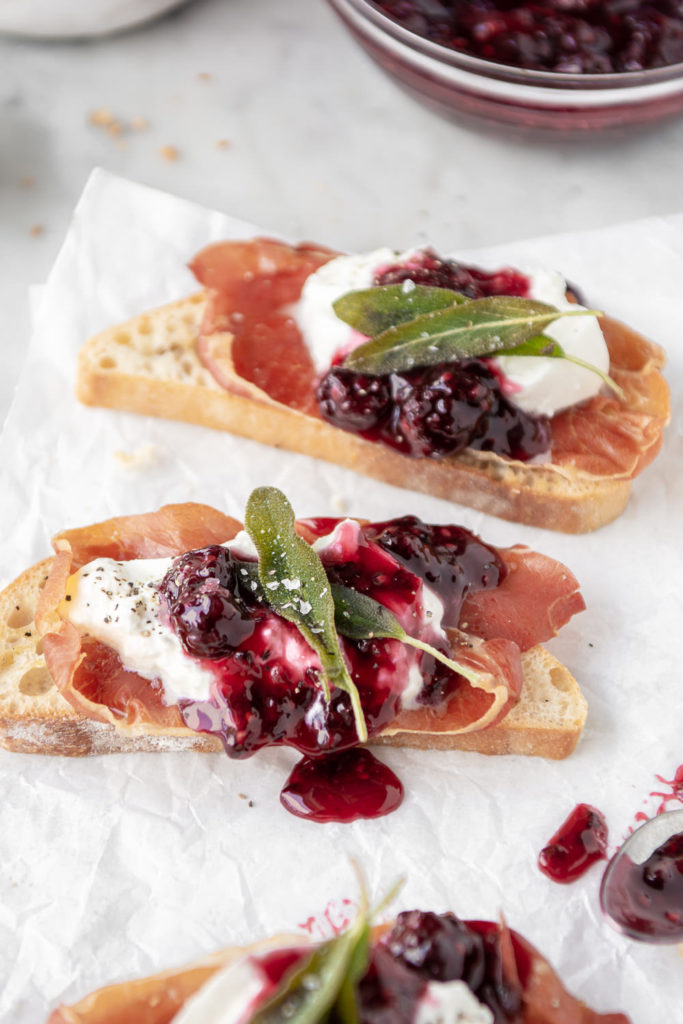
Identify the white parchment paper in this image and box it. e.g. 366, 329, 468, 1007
1, 169, 682, 1022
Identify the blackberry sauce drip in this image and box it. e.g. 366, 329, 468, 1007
538, 803, 609, 883
280, 748, 404, 823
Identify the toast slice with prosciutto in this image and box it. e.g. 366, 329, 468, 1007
75, 239, 670, 533
47, 906, 630, 1023
0, 498, 586, 766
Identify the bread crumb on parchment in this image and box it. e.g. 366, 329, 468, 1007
112, 444, 162, 470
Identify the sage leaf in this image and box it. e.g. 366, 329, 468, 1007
497, 334, 625, 400
333, 284, 465, 337
244, 487, 368, 743
343, 295, 598, 376
331, 584, 489, 689
251, 874, 396, 1024
332, 922, 371, 1024
250, 927, 364, 1024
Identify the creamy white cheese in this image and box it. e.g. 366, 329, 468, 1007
170, 942, 305, 1024
171, 955, 264, 1024
62, 532, 268, 707
413, 980, 495, 1024
64, 555, 216, 705
295, 248, 609, 418
227, 529, 259, 561
498, 267, 609, 416
295, 247, 398, 372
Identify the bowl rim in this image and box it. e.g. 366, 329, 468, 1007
332, 0, 683, 92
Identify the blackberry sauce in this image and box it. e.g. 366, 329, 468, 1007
372, 1, 683, 74
364, 515, 505, 628
357, 911, 522, 1023
258, 947, 309, 989
280, 748, 404, 822
160, 518, 504, 762
601, 831, 683, 942
316, 249, 550, 463
375, 249, 530, 298
538, 803, 609, 884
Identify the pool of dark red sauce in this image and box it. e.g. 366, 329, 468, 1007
538, 803, 609, 883
601, 831, 683, 942
280, 748, 404, 823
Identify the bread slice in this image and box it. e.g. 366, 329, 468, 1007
0, 558, 586, 760
76, 292, 669, 534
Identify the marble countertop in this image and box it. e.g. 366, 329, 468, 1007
2, 0, 683, 426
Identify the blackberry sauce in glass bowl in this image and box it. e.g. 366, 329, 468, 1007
326, 0, 683, 134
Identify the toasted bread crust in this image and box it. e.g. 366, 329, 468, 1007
76, 293, 669, 533
0, 559, 586, 760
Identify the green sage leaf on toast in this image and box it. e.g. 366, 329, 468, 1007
331, 920, 371, 1024
331, 583, 489, 688
244, 486, 368, 743
332, 283, 466, 337
342, 294, 599, 376
250, 921, 369, 1024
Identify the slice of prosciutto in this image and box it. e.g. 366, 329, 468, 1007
192, 238, 335, 415
461, 546, 585, 653
549, 317, 669, 479
494, 919, 630, 1024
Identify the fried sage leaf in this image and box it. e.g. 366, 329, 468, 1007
333, 283, 465, 337
342, 294, 599, 376
250, 929, 364, 1024
331, 583, 489, 688
244, 486, 367, 742
332, 921, 371, 1024
251, 873, 385, 1024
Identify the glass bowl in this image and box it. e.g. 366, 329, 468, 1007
326, 0, 683, 136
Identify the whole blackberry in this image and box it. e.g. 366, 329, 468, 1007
317, 367, 392, 433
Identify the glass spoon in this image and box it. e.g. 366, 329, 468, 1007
600, 808, 683, 943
